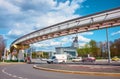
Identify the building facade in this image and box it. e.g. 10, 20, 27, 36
55, 47, 78, 59
55, 36, 79, 59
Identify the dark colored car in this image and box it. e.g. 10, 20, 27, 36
25, 56, 31, 64
82, 57, 96, 62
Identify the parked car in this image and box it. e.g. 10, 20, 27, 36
82, 57, 96, 62
25, 56, 31, 64
112, 56, 120, 61
41, 58, 48, 61
72, 57, 82, 62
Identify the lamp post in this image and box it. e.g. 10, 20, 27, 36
106, 27, 111, 64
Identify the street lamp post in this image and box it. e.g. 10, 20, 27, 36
106, 27, 111, 64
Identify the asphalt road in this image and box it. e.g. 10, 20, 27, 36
0, 64, 119, 79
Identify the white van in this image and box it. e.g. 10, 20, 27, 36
47, 54, 67, 64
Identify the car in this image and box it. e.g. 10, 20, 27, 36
112, 56, 120, 61
25, 56, 31, 64
82, 57, 96, 62
72, 57, 82, 62
41, 58, 48, 61
47, 54, 67, 64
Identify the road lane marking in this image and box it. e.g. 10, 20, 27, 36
2, 68, 28, 79
8, 73, 12, 76
2, 68, 5, 72
18, 77, 23, 79
12, 75, 17, 77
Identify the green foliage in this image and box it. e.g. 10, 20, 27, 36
110, 41, 120, 57
89, 40, 97, 53
4, 60, 18, 62
32, 52, 49, 58
43, 52, 49, 58
77, 40, 101, 57
32, 52, 37, 58
77, 43, 91, 57
77, 38, 120, 58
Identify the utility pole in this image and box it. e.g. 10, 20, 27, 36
106, 27, 111, 64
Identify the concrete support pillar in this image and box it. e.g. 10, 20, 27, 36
7, 53, 11, 60
18, 49, 24, 62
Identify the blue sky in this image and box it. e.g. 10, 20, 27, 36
0, 0, 120, 51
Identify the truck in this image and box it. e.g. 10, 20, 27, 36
47, 54, 67, 64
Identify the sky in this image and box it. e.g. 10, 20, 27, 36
0, 0, 120, 52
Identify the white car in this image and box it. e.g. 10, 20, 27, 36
72, 57, 82, 62
47, 54, 67, 64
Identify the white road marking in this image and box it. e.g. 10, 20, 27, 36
2, 68, 28, 79
18, 77, 23, 79
2, 68, 5, 72
8, 73, 12, 76
12, 75, 17, 77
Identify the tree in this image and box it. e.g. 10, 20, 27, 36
77, 38, 120, 58
32, 52, 37, 58
99, 42, 104, 57
83, 43, 91, 55
110, 38, 120, 57
43, 52, 49, 58
77, 43, 91, 57
110, 43, 117, 57
0, 35, 5, 60
77, 40, 101, 57
89, 40, 100, 57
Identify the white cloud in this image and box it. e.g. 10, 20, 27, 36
79, 32, 94, 36
2, 0, 85, 38
7, 23, 35, 38
111, 30, 120, 36
33, 43, 49, 47
79, 42, 87, 47
33, 39, 61, 48
61, 37, 69, 42
8, 30, 22, 36
51, 41, 60, 46
78, 35, 91, 42
34, 0, 84, 28
0, 0, 88, 50
0, 0, 20, 14
66, 32, 92, 42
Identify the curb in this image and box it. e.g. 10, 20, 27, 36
0, 62, 26, 65
33, 65, 120, 77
